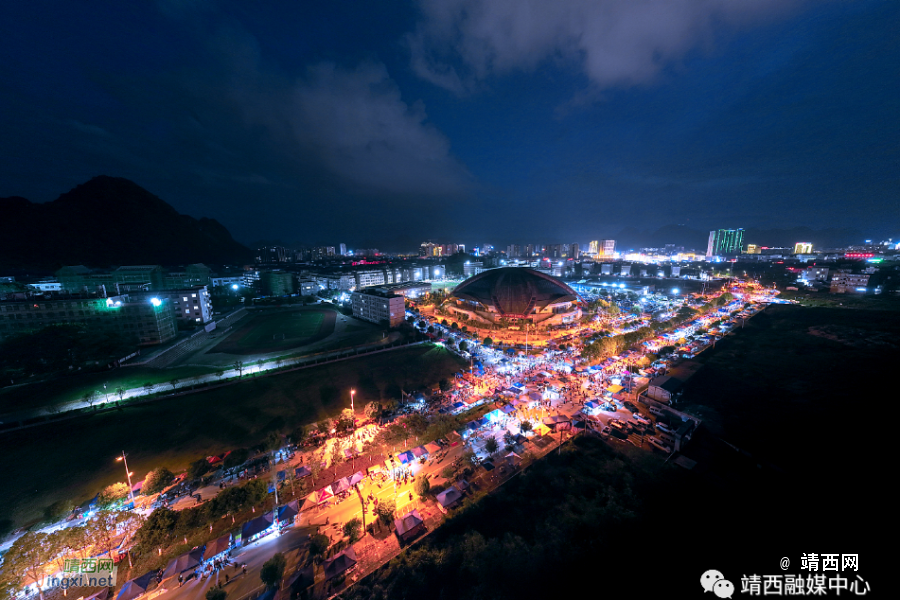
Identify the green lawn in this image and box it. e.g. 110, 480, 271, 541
0, 365, 220, 415
0, 344, 466, 529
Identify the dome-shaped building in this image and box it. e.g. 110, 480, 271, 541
447, 267, 581, 326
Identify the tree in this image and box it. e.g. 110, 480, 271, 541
88, 510, 142, 564
188, 458, 211, 480
0, 532, 52, 600
82, 390, 98, 408
427, 326, 435, 334
503, 431, 516, 450
484, 437, 499, 456
335, 408, 355, 435
264, 431, 282, 452
364, 401, 383, 422
97, 482, 131, 508
170, 378, 180, 391
233, 360, 244, 378
116, 387, 126, 401
519, 420, 533, 434
260, 552, 287, 589
483, 337, 493, 346
317, 419, 332, 436
223, 448, 250, 469
143, 467, 175, 495
308, 534, 330, 564
414, 475, 431, 498
376, 498, 396, 525
441, 466, 456, 480
343, 518, 362, 543
439, 378, 452, 392
206, 587, 227, 600
309, 449, 325, 481
330, 443, 343, 477
43, 498, 74, 522
459, 341, 469, 353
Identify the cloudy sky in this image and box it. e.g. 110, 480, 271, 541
1, 0, 897, 249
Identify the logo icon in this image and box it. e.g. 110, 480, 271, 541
713, 579, 734, 599
701, 570, 725, 593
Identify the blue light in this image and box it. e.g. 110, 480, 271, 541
150, 298, 162, 307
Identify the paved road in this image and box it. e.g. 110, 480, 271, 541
155, 526, 313, 600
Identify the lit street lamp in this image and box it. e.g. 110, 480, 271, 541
116, 451, 135, 504
350, 388, 356, 416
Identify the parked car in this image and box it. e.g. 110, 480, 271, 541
623, 401, 639, 413
656, 422, 675, 435
648, 437, 672, 453
630, 421, 648, 435
633, 414, 651, 425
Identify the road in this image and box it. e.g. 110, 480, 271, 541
155, 526, 313, 600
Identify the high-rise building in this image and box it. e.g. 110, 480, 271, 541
793, 242, 813, 254
706, 229, 744, 257
260, 271, 295, 296
256, 246, 287, 263
339, 243, 347, 256
588, 240, 599, 255
594, 240, 616, 257
568, 243, 580, 259
745, 244, 761, 254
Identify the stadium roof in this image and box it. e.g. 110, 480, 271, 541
450, 267, 580, 316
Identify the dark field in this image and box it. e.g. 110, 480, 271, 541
0, 344, 465, 529
682, 305, 900, 471
209, 307, 337, 355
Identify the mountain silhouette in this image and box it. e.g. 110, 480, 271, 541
1, 176, 252, 270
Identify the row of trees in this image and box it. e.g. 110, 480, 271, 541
1, 510, 142, 600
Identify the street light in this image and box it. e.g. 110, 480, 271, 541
350, 389, 356, 416
116, 451, 135, 504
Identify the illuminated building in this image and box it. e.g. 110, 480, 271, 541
745, 244, 761, 254
351, 290, 405, 327
829, 271, 870, 294
130, 286, 213, 325
448, 267, 581, 326
706, 229, 744, 257
793, 242, 813, 254
589, 240, 599, 255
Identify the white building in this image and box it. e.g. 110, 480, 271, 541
355, 270, 386, 289
27, 281, 63, 292
132, 286, 213, 325
351, 291, 405, 327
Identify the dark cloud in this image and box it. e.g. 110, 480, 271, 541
407, 0, 805, 93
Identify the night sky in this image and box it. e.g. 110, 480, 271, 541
1, 0, 897, 248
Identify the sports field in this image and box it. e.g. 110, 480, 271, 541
0, 344, 466, 530
210, 307, 337, 355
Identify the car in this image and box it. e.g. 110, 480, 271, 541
648, 437, 672, 453
623, 401, 639, 413
629, 421, 648, 434
609, 420, 628, 432
599, 426, 611, 437
656, 422, 675, 435
633, 414, 651, 425
602, 403, 618, 412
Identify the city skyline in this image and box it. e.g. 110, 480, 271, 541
1, 1, 898, 247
